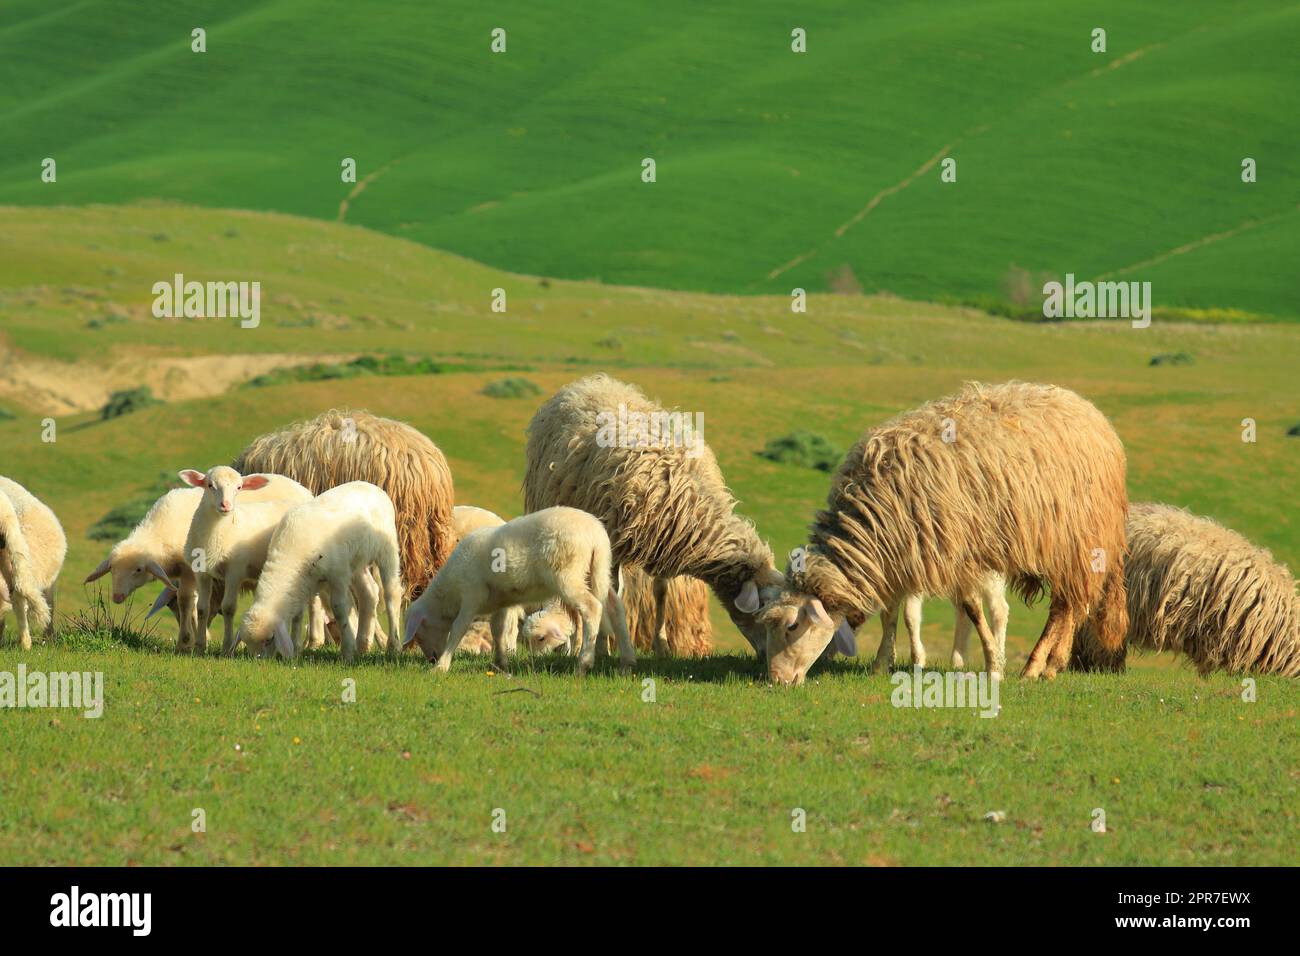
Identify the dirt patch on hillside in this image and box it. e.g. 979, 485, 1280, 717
0, 349, 351, 416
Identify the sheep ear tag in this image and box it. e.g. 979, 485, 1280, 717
833, 619, 858, 657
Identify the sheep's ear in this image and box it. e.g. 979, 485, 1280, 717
402, 606, 427, 648
273, 621, 294, 659
146, 588, 175, 620
84, 557, 112, 583
832, 619, 858, 656
805, 598, 833, 629
734, 579, 760, 613
178, 469, 206, 488
240, 474, 271, 491
146, 561, 173, 587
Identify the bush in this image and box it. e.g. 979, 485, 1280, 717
244, 354, 442, 387
758, 431, 841, 472
0, 406, 15, 421
1286, 423, 1300, 438
1149, 352, 1194, 367
101, 386, 159, 420
482, 377, 542, 399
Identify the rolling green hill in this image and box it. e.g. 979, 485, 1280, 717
2, 1, 1297, 317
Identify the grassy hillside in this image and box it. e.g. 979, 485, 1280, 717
2, 204, 1298, 649
1, 2, 1297, 317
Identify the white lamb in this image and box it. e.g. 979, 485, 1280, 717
85, 479, 308, 649
872, 573, 1009, 670
0, 476, 67, 650
403, 506, 634, 675
178, 466, 313, 654
235, 481, 404, 663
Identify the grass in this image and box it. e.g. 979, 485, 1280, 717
0, 2, 1297, 319
1, 634, 1293, 866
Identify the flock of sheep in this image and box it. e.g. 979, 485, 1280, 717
1, 374, 1297, 684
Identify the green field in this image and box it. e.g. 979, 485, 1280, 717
1, 203, 1298, 864
1, 0, 1298, 866
1, 1, 1297, 317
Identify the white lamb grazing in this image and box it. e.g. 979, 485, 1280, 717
178, 466, 313, 654
87, 478, 315, 650
403, 506, 634, 675
0, 476, 67, 650
450, 505, 519, 655
873, 572, 1009, 670
236, 481, 404, 663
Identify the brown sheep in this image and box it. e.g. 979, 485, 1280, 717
233, 409, 455, 599
524, 375, 781, 655
1073, 503, 1300, 677
757, 381, 1129, 684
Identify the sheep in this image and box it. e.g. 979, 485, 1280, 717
236, 481, 404, 663
755, 381, 1129, 685
524, 374, 782, 657
452, 505, 513, 655
522, 566, 713, 656
233, 409, 455, 598
403, 506, 634, 675
84, 478, 310, 649
1073, 503, 1300, 677
178, 466, 313, 654
873, 573, 1009, 671
0, 476, 67, 650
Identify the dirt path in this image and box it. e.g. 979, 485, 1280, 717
0, 349, 351, 416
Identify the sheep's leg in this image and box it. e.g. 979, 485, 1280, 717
499, 605, 519, 655
651, 575, 670, 656
352, 567, 378, 655
306, 596, 327, 649
986, 578, 1010, 670
871, 604, 899, 673
1022, 595, 1071, 680
574, 592, 604, 676
605, 586, 636, 673
902, 594, 925, 668
1043, 604, 1078, 679
332, 582, 359, 664
435, 607, 477, 673
195, 574, 215, 655
14, 591, 31, 651
43, 583, 56, 638
951, 596, 972, 669
376, 555, 404, 662
219, 570, 243, 657
0, 613, 6, 644
489, 608, 515, 671
959, 598, 1002, 679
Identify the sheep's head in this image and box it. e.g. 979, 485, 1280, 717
727, 565, 788, 656
401, 600, 455, 667
84, 549, 172, 604
178, 466, 271, 516
521, 608, 572, 655
237, 607, 294, 659
755, 593, 856, 686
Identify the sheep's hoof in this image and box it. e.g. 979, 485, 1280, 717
951, 653, 966, 668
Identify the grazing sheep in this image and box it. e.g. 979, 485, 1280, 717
178, 466, 313, 654
404, 506, 633, 675
452, 505, 513, 655
237, 481, 404, 663
1073, 503, 1300, 677
756, 381, 1128, 685
233, 409, 455, 598
524, 374, 781, 656
0, 476, 67, 650
85, 479, 310, 649
522, 566, 712, 656
874, 573, 1009, 671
